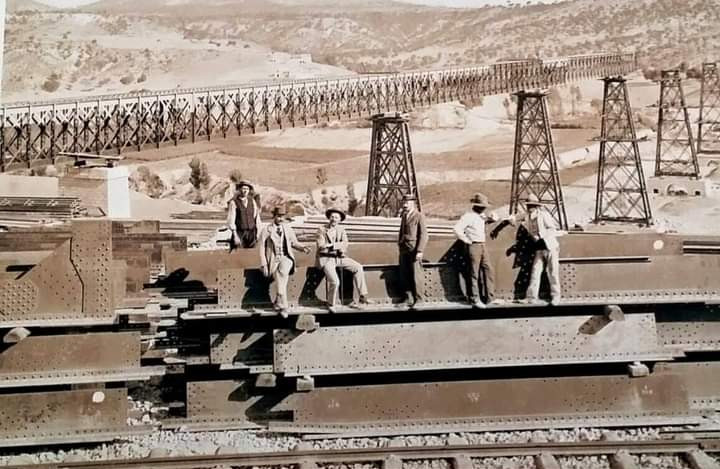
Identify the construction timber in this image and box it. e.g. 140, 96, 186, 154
0, 53, 636, 172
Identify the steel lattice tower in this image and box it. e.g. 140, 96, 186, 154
698, 62, 720, 154
509, 91, 568, 230
655, 70, 700, 178
365, 113, 421, 217
594, 77, 652, 225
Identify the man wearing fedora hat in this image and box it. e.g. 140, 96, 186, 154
315, 207, 371, 309
491, 194, 561, 306
454, 193, 499, 308
398, 193, 428, 307
259, 205, 311, 316
227, 180, 262, 249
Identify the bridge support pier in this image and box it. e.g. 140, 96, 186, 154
698, 62, 720, 154
594, 76, 652, 225
365, 113, 421, 217
509, 91, 568, 229
655, 70, 700, 178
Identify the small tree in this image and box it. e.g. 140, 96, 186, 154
316, 168, 328, 185
189, 157, 210, 189
346, 182, 359, 216
228, 168, 244, 185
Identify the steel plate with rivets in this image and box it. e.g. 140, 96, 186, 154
0, 332, 141, 387
656, 362, 720, 410
70, 220, 114, 318
271, 373, 697, 435
209, 332, 272, 366
185, 380, 267, 425
273, 314, 668, 376
0, 240, 82, 323
0, 388, 129, 447
656, 306, 720, 351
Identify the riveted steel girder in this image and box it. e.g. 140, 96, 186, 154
272, 314, 669, 376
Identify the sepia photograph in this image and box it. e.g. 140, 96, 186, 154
1, 0, 720, 466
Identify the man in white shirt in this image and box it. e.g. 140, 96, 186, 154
453, 193, 498, 308
491, 194, 561, 306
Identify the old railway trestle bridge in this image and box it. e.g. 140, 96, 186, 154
0, 53, 636, 173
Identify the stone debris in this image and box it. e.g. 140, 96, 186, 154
0, 427, 671, 466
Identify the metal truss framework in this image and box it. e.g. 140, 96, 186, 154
655, 70, 700, 178
698, 62, 720, 154
365, 113, 420, 217
509, 91, 568, 230
0, 53, 637, 172
594, 77, 652, 225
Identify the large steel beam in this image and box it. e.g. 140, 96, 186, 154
163, 231, 720, 317
270, 373, 698, 436
0, 332, 164, 388
273, 314, 669, 376
0, 221, 115, 327
0, 388, 136, 448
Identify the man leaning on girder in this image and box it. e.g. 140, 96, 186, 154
491, 194, 562, 306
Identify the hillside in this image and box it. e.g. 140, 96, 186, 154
2, 0, 718, 103
7, 0, 55, 12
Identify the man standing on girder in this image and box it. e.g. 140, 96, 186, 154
316, 207, 372, 310
398, 194, 428, 308
491, 194, 561, 306
453, 193, 499, 309
259, 206, 311, 317
227, 180, 262, 249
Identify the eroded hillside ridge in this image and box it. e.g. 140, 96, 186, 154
4, 0, 719, 102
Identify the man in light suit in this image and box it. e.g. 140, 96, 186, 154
259, 206, 311, 316
491, 194, 561, 306
316, 207, 371, 310
398, 193, 429, 307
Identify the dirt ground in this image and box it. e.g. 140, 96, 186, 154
121, 75, 720, 235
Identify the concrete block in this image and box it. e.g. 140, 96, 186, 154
0, 175, 59, 197
647, 175, 719, 199
59, 166, 131, 218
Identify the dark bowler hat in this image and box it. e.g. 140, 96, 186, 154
235, 180, 254, 191
470, 193, 490, 208
525, 194, 543, 206
271, 206, 287, 217
402, 193, 417, 202
325, 207, 346, 221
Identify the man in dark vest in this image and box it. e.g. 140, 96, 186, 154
398, 193, 429, 308
227, 180, 262, 249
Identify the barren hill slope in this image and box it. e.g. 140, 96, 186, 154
3, 0, 717, 103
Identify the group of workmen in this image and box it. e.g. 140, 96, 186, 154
227, 180, 561, 315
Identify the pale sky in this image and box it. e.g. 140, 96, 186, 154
36, 0, 561, 8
